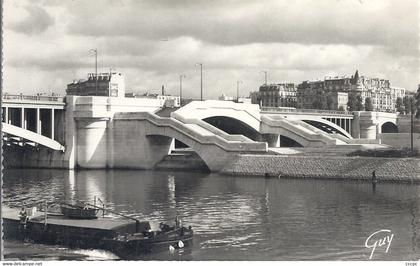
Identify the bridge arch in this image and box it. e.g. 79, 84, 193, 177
172, 100, 261, 133
381, 121, 398, 133
203, 116, 261, 141
302, 118, 352, 138
2, 123, 64, 151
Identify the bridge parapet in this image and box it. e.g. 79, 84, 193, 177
261, 115, 339, 147
261, 107, 353, 117
3, 94, 65, 109
72, 96, 164, 119
3, 94, 64, 102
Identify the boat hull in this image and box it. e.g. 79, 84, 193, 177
100, 227, 194, 259
60, 205, 99, 219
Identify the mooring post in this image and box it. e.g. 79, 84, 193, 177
371, 170, 377, 192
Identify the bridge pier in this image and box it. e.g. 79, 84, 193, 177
75, 118, 110, 168
262, 134, 280, 147
111, 119, 173, 169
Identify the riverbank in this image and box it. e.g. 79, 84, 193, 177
221, 154, 420, 183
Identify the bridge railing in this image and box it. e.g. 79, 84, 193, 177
3, 94, 64, 102
260, 115, 338, 145
261, 107, 352, 115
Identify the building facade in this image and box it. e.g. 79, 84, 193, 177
257, 83, 297, 107
218, 94, 234, 101
66, 72, 126, 97
297, 71, 405, 112
333, 92, 348, 110
125, 92, 180, 107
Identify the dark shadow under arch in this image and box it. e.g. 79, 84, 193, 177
381, 122, 398, 133
148, 135, 210, 172
203, 116, 262, 141
280, 135, 303, 147
175, 139, 189, 149
303, 120, 349, 138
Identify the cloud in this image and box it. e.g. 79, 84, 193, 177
6, 3, 54, 35
62, 0, 417, 48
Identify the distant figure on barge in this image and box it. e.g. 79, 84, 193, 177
18, 207, 28, 240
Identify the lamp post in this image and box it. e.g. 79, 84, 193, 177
179, 74, 186, 104
108, 67, 115, 97
90, 49, 98, 94
411, 97, 414, 151
261, 71, 268, 85
236, 80, 243, 102
195, 63, 203, 100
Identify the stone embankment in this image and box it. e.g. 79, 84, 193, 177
221, 155, 420, 183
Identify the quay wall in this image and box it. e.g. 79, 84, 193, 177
3, 145, 69, 169
221, 154, 420, 183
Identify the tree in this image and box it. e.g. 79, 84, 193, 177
365, 97, 374, 111
396, 97, 404, 113
403, 96, 412, 114
312, 94, 328, 110
347, 94, 364, 111
356, 95, 364, 111
347, 94, 357, 111
326, 94, 336, 110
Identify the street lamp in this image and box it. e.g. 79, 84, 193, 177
108, 67, 116, 97
260, 71, 268, 85
195, 63, 203, 101
89, 49, 98, 94
179, 74, 186, 104
411, 97, 414, 151
236, 80, 243, 102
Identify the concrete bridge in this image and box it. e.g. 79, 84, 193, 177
2, 94, 65, 151
3, 94, 416, 171
171, 101, 396, 148
260, 106, 400, 139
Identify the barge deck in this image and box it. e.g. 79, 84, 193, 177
3, 206, 143, 249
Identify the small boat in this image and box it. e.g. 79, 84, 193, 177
60, 203, 100, 219
100, 222, 193, 258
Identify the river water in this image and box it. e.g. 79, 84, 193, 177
2, 168, 420, 261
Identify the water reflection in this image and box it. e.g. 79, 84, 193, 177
3, 168, 420, 261
65, 170, 76, 203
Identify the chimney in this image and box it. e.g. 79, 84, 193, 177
162, 85, 165, 96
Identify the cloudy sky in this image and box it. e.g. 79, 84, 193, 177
4, 0, 419, 99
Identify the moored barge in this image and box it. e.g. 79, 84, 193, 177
3, 205, 193, 258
